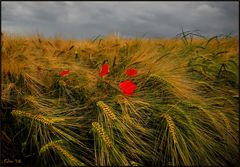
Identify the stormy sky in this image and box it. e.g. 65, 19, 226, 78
1, 1, 239, 39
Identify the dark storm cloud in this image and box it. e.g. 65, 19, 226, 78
1, 1, 239, 39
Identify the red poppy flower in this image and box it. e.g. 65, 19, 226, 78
119, 80, 136, 96
126, 68, 137, 77
59, 70, 70, 77
99, 64, 109, 77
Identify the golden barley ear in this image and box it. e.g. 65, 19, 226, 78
92, 121, 113, 148
97, 101, 117, 121
39, 140, 64, 155
40, 140, 84, 166
162, 114, 177, 144
25, 95, 39, 107
11, 110, 53, 125
53, 144, 83, 165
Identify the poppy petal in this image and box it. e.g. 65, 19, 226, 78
59, 70, 70, 77
119, 80, 136, 96
126, 68, 137, 77
99, 64, 109, 77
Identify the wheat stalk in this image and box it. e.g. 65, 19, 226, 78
92, 122, 112, 148
97, 101, 116, 120
11, 110, 53, 125
163, 114, 177, 144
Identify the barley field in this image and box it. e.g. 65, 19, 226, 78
1, 32, 239, 166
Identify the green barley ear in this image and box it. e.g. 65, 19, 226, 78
162, 114, 177, 144
96, 101, 117, 121
148, 74, 172, 87
92, 121, 112, 148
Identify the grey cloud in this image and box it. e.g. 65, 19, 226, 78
1, 1, 239, 39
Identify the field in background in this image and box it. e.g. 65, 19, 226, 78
1, 33, 239, 166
